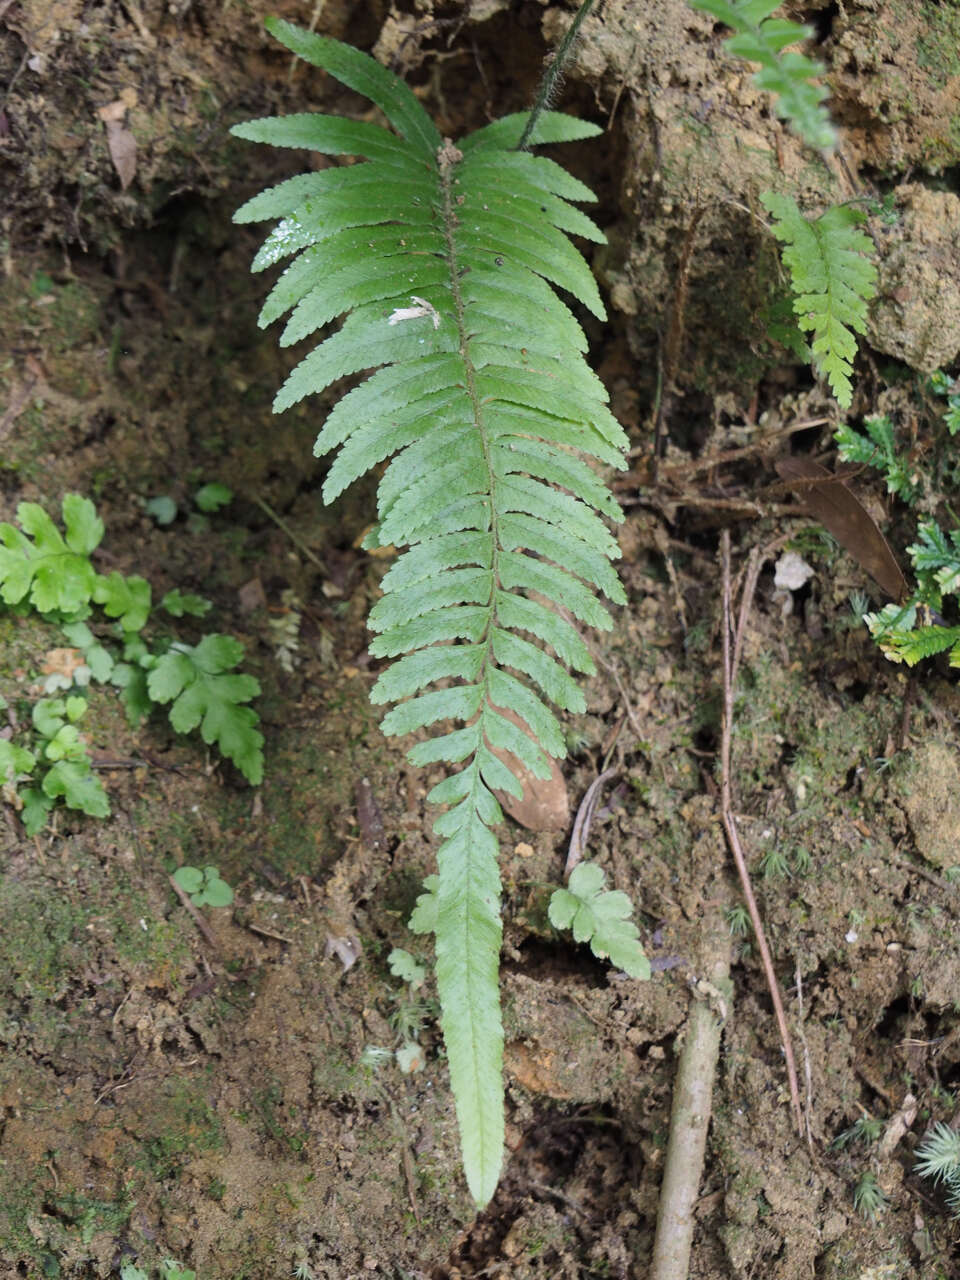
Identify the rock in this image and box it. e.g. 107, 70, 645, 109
868, 185, 960, 373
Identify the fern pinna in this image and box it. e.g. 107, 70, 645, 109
233, 18, 628, 1206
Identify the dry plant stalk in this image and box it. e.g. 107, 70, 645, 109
650, 530, 804, 1280
718, 530, 803, 1135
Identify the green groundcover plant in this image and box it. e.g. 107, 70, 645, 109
0, 494, 263, 832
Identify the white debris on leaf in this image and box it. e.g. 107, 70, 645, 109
387, 295, 440, 330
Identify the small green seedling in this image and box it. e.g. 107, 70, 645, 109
194, 482, 234, 513
758, 846, 790, 879
865, 520, 960, 666
161, 588, 212, 618
548, 861, 650, 978
173, 865, 234, 908
120, 1260, 197, 1280
382, 947, 432, 1073
852, 1169, 887, 1222
145, 495, 179, 525
832, 1113, 884, 1149
930, 370, 960, 435
835, 414, 920, 505
388, 946, 426, 989
725, 903, 751, 936
2, 695, 110, 833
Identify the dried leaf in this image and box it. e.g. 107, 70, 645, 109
489, 705, 569, 832
97, 99, 137, 189
40, 648, 85, 680
776, 456, 908, 601
324, 933, 362, 971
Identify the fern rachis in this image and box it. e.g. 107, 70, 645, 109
233, 18, 641, 1206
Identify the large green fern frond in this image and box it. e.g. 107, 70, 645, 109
760, 191, 877, 408
233, 18, 629, 1207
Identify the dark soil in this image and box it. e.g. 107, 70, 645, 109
2, 2, 960, 1277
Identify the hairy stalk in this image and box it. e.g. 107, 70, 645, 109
517, 0, 597, 151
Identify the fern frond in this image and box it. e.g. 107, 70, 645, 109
689, 0, 836, 150
234, 24, 631, 1208
760, 192, 877, 408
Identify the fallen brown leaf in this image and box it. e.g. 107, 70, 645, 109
40, 647, 85, 680
488, 705, 569, 832
97, 97, 137, 190
776, 456, 908, 601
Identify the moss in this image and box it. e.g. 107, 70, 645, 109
138, 1074, 224, 1182
915, 1, 960, 87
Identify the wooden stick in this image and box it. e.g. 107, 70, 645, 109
719, 530, 803, 1135
649, 911, 731, 1280
169, 874, 220, 952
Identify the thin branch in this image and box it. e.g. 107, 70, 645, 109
649, 907, 731, 1280
253, 495, 328, 572
719, 530, 803, 1135
169, 874, 220, 951
565, 767, 619, 877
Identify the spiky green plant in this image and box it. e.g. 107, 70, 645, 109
915, 1122, 960, 1216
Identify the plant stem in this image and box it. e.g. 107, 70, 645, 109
718, 531, 803, 1137
517, 0, 597, 152
253, 496, 327, 572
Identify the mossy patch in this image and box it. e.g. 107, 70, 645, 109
916, 0, 960, 87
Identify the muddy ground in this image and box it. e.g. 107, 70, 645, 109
2, 0, 960, 1277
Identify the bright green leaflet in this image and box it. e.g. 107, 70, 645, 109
760, 192, 877, 409
549, 861, 650, 979
688, 0, 836, 150
233, 19, 641, 1206
864, 520, 960, 667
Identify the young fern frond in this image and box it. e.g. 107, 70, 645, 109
233, 18, 630, 1207
689, 0, 836, 151
760, 192, 877, 409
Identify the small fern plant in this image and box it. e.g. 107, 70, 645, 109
864, 520, 960, 666
232, 17, 638, 1205
686, 1, 878, 408
760, 193, 877, 409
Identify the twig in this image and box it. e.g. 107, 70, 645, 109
565, 767, 619, 876
244, 919, 293, 944
253, 495, 328, 572
630, 416, 831, 464
0, 375, 37, 441
649, 909, 731, 1280
517, 0, 596, 152
794, 960, 815, 1152
169, 874, 220, 951
590, 648, 646, 741
719, 530, 803, 1135
651, 204, 705, 483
